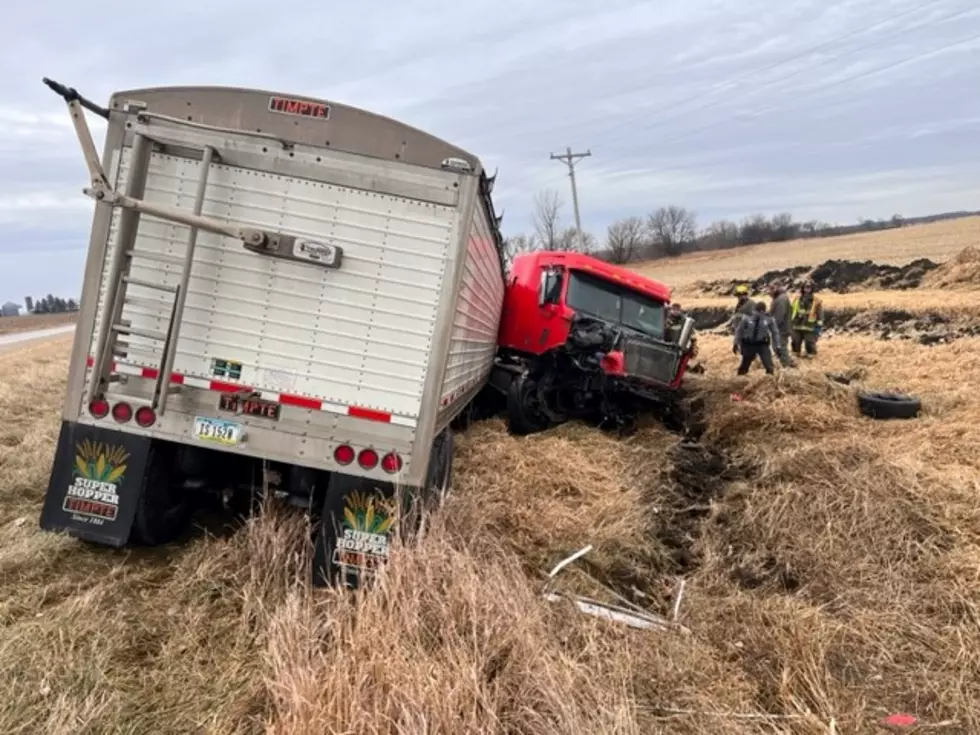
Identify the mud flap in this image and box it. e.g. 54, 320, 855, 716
39, 421, 151, 547
312, 473, 405, 589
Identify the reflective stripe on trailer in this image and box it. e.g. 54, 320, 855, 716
84, 356, 416, 428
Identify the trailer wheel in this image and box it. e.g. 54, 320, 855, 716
506, 374, 551, 435
130, 441, 193, 546
397, 428, 454, 539
450, 401, 473, 432
428, 428, 455, 500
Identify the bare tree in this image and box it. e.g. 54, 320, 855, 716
701, 219, 740, 250
533, 189, 564, 250
605, 216, 645, 264
799, 220, 821, 238
555, 226, 596, 253
770, 212, 798, 241
502, 233, 537, 267
739, 214, 772, 245
647, 206, 697, 257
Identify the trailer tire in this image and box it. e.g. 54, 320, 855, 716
506, 374, 551, 436
428, 428, 454, 499
450, 401, 473, 432
130, 441, 193, 546
398, 428, 454, 539
857, 390, 921, 420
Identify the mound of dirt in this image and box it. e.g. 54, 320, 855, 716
922, 245, 980, 288
700, 257, 939, 296
832, 308, 980, 345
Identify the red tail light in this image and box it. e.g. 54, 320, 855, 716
135, 406, 156, 427
358, 448, 379, 470
111, 402, 132, 423
381, 452, 402, 474
334, 444, 355, 465
88, 398, 110, 419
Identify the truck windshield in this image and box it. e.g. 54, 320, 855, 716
565, 270, 665, 338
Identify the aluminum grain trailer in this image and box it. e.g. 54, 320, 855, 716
38, 79, 506, 586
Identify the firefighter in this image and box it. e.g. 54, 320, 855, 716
729, 284, 755, 344
789, 279, 824, 357
733, 300, 779, 375
768, 280, 795, 367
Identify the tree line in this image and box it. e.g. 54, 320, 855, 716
26, 294, 80, 314
502, 187, 977, 266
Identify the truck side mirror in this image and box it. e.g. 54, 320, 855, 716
538, 269, 562, 307
677, 316, 695, 351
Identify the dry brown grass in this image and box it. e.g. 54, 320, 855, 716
2, 330, 980, 733
631, 216, 980, 288
0, 312, 77, 337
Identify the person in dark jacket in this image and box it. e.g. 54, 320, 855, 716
728, 284, 754, 335
733, 300, 779, 375
768, 280, 795, 367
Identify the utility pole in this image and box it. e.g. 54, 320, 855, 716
550, 146, 591, 251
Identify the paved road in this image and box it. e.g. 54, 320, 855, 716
0, 324, 76, 351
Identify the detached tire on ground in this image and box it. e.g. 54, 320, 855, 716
857, 390, 921, 420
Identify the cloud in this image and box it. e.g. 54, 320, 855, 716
3, 0, 980, 299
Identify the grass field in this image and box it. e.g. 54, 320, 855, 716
3, 319, 980, 732
631, 216, 980, 289
0, 312, 77, 337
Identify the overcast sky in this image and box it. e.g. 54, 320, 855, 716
2, 0, 979, 302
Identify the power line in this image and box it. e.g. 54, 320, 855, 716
549, 146, 591, 250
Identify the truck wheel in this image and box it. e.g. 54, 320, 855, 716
506, 374, 551, 435
129, 441, 193, 546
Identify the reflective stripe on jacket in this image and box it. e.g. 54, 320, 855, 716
790, 295, 824, 331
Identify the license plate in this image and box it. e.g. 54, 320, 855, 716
193, 416, 243, 445
219, 393, 281, 420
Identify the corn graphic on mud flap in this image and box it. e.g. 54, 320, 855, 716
313, 473, 402, 588
39, 421, 151, 547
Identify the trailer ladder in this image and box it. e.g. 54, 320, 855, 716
42, 77, 345, 416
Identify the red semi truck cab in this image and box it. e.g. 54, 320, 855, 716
490, 250, 697, 434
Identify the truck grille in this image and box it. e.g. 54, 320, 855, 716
621, 338, 681, 385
